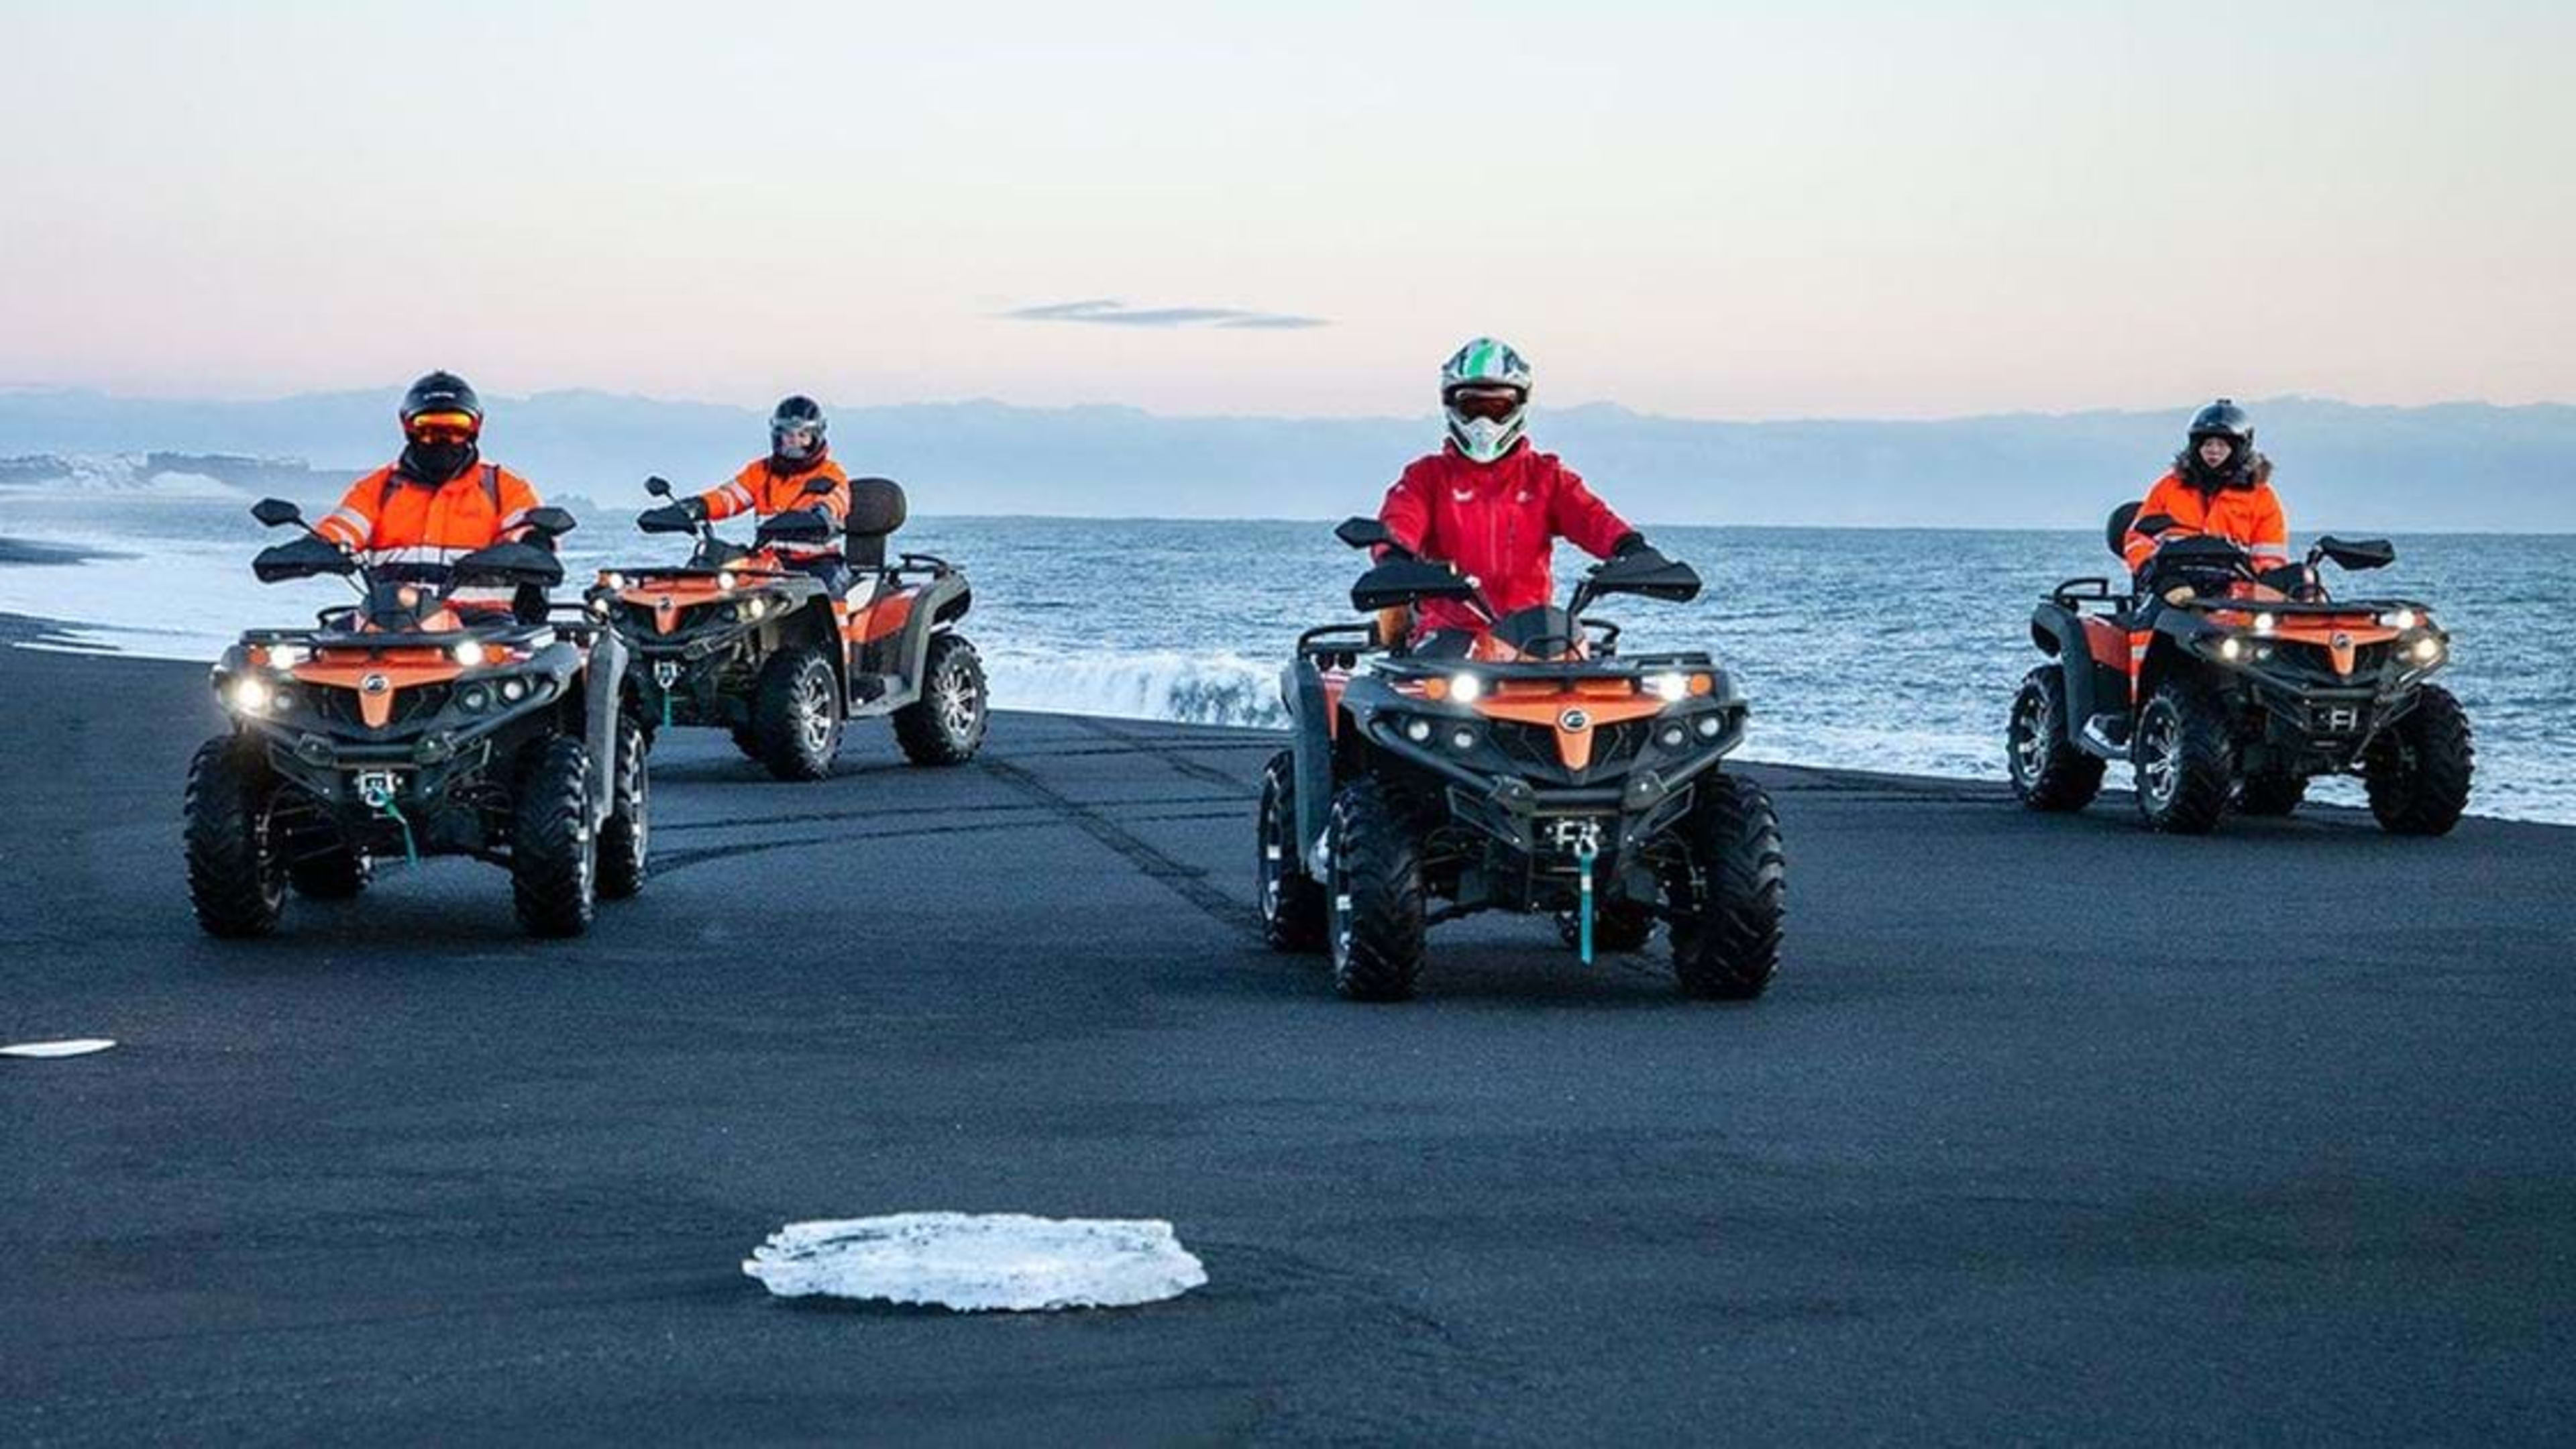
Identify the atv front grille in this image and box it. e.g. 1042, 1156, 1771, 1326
1489, 718, 1654, 780
311, 682, 453, 731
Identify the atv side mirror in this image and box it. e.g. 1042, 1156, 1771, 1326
1334, 517, 1393, 551
252, 497, 305, 529
645, 476, 673, 497
802, 476, 838, 496
2105, 501, 2143, 557
1351, 559, 1479, 613
2317, 535, 2396, 571
521, 506, 577, 538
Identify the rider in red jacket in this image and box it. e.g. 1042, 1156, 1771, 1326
1377, 338, 1648, 641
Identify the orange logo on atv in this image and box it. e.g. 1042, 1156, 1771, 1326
1559, 708, 1591, 733
2330, 632, 2357, 676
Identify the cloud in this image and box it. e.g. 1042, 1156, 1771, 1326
1002, 299, 1328, 330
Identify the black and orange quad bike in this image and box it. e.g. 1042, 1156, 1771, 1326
600, 474, 985, 780
1256, 517, 1784, 1002
2008, 502, 2473, 835
185, 497, 647, 940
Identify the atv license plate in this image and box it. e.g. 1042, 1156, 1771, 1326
1543, 817, 1607, 854
2312, 704, 2363, 734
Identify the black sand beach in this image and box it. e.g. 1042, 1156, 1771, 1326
3, 635, 2571, 1444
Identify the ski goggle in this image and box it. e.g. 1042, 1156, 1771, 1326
1446, 388, 1524, 422
404, 411, 481, 445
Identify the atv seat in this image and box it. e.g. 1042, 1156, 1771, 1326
845, 477, 908, 572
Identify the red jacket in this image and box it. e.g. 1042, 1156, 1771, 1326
1377, 440, 1635, 637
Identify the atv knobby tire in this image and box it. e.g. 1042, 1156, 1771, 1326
753, 644, 843, 781
1668, 772, 1785, 1000
2133, 678, 2233, 834
2235, 771, 2308, 818
597, 714, 649, 900
894, 633, 988, 767
184, 735, 285, 938
2367, 684, 2474, 837
1326, 778, 1426, 1002
2007, 666, 2105, 812
511, 737, 598, 937
1257, 750, 1326, 952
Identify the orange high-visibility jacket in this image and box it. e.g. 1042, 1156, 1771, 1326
315, 462, 543, 565
2122, 467, 2289, 575
694, 455, 850, 557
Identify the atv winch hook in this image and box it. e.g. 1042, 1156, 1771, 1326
356, 773, 419, 868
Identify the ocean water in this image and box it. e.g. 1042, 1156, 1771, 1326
2, 492, 2569, 823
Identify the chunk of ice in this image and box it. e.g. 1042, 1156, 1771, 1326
743, 1212, 1208, 1311
1, 1038, 116, 1059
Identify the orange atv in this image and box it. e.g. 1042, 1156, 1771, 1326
1257, 517, 1784, 1002
2008, 502, 2473, 834
186, 498, 647, 939
600, 474, 985, 780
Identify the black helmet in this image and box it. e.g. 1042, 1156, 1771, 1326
400, 370, 482, 429
2188, 398, 2253, 448
770, 394, 826, 464
2181, 398, 2256, 489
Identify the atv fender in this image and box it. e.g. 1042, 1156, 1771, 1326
2030, 601, 2127, 731
582, 628, 629, 825
1281, 660, 1337, 873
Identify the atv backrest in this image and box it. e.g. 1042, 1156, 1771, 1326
2106, 501, 2141, 559
845, 477, 909, 568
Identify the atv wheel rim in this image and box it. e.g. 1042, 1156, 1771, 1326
2139, 705, 2180, 808
2009, 689, 2049, 784
936, 665, 979, 742
795, 669, 834, 756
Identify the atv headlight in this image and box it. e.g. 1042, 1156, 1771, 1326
2252, 612, 2277, 636
718, 570, 739, 592
1446, 672, 1485, 704
1695, 713, 1725, 740
2381, 608, 2420, 631
227, 677, 273, 713
2410, 637, 2443, 665
1448, 725, 1479, 753
498, 678, 530, 704
2218, 636, 2247, 663
269, 644, 309, 667
459, 685, 492, 712
1403, 717, 1434, 743
601, 571, 627, 591
1657, 722, 1688, 749
451, 640, 487, 667
1644, 671, 1691, 703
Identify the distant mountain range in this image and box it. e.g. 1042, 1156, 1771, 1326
1, 388, 2568, 531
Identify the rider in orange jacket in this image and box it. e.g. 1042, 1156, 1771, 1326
313, 372, 547, 615
1377, 338, 1649, 647
649, 395, 854, 592
2122, 399, 2289, 601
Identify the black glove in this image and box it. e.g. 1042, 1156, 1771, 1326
1611, 531, 1653, 559
636, 503, 698, 534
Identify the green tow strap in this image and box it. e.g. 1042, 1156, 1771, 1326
1575, 830, 1599, 967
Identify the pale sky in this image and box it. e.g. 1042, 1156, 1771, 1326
3, 0, 2570, 419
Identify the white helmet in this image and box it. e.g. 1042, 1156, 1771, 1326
1440, 337, 1532, 464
